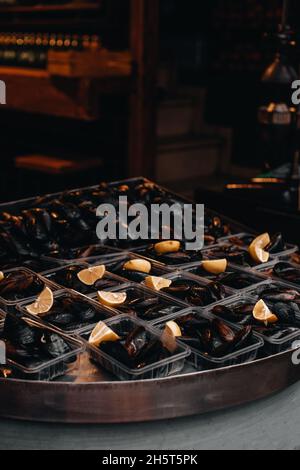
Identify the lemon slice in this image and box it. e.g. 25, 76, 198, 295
0, 272, 4, 282
248, 233, 270, 264
154, 240, 181, 255
123, 259, 151, 274
97, 291, 127, 307
144, 276, 172, 291
253, 299, 278, 325
161, 320, 181, 353
164, 320, 182, 338
88, 321, 120, 347
77, 265, 106, 286
26, 286, 54, 316
202, 259, 227, 274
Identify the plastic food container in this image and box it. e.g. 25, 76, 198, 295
88, 283, 188, 324
0, 256, 63, 274
131, 243, 215, 269
0, 309, 5, 321
178, 261, 265, 291
203, 242, 277, 270
155, 308, 264, 370
255, 260, 300, 288
150, 271, 236, 308
218, 232, 298, 258
207, 295, 300, 355
0, 267, 59, 313
97, 253, 172, 283
239, 279, 300, 323
42, 244, 124, 265
239, 278, 298, 297
17, 289, 116, 335
41, 262, 125, 296
81, 314, 190, 381
0, 313, 84, 381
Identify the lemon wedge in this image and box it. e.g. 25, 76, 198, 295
0, 272, 4, 282
88, 321, 120, 347
77, 265, 106, 286
97, 291, 127, 307
26, 286, 54, 316
253, 299, 278, 325
202, 259, 227, 274
164, 320, 182, 338
154, 240, 181, 255
248, 233, 270, 264
123, 259, 151, 274
161, 320, 181, 353
144, 276, 172, 291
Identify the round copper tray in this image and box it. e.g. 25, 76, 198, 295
0, 349, 299, 423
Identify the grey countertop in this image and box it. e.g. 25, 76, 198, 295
0, 381, 300, 450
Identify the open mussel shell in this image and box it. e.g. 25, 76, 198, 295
212, 304, 253, 326
266, 233, 285, 254
2, 313, 72, 367
125, 326, 149, 357
99, 323, 170, 369
205, 216, 231, 240
0, 270, 45, 301
255, 284, 300, 303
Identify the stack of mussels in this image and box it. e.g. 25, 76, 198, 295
0, 178, 299, 382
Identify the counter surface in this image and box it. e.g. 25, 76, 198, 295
1, 381, 300, 450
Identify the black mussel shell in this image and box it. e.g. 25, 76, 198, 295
4, 315, 36, 349
156, 251, 193, 265
0, 271, 44, 300
271, 303, 296, 324
273, 262, 300, 284
232, 325, 253, 350
218, 272, 256, 289
135, 338, 167, 368
100, 341, 135, 368
161, 280, 191, 299
125, 326, 149, 357
212, 319, 236, 343
266, 233, 285, 254
44, 311, 75, 327
213, 304, 253, 326
189, 281, 226, 306
258, 286, 299, 303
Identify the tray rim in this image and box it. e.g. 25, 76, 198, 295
0, 347, 300, 424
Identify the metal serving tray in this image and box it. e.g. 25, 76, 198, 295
0, 177, 299, 424
0, 349, 299, 423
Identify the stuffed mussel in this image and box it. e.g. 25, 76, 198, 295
1, 313, 82, 380
94, 286, 184, 322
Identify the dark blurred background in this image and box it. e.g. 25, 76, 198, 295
1, 0, 300, 243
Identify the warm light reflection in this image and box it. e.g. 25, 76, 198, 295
226, 184, 264, 189
251, 178, 284, 183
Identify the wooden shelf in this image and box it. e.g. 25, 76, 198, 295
0, 2, 101, 14
0, 64, 131, 119
0, 66, 49, 78
0, 0, 159, 178
48, 49, 132, 78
